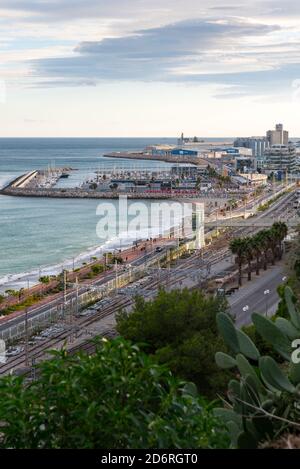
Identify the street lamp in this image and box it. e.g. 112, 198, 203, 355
264, 289, 270, 316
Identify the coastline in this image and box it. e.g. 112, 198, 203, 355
0, 216, 191, 294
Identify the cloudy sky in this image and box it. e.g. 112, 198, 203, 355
1, 0, 300, 137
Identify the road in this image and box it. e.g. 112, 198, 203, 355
229, 264, 285, 327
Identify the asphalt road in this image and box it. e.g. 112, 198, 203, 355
229, 264, 285, 327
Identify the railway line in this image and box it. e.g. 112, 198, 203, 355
0, 189, 297, 375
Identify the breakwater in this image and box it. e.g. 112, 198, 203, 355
0, 186, 203, 200
103, 151, 206, 166
1, 172, 202, 199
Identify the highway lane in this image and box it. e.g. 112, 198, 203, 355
229, 265, 285, 327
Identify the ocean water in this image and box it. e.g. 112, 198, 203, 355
0, 138, 182, 291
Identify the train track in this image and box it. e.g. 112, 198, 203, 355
0, 190, 296, 375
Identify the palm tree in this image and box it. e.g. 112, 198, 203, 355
272, 222, 288, 259
268, 227, 279, 265
244, 237, 255, 281
245, 236, 256, 282
230, 238, 247, 286
252, 232, 264, 276
259, 229, 271, 270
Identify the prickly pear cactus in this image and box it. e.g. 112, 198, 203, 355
215, 287, 300, 448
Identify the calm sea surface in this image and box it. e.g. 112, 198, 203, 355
0, 138, 181, 289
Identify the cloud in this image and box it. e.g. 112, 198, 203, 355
31, 18, 279, 87
1, 0, 300, 103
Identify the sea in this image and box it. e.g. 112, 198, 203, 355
0, 137, 190, 292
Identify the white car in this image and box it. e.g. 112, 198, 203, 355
6, 346, 24, 357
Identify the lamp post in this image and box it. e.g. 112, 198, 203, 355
115, 259, 118, 295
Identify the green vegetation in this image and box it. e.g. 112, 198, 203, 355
0, 338, 229, 449
4, 289, 19, 297
117, 288, 231, 398
230, 222, 288, 286
258, 191, 286, 212
0, 293, 43, 315
91, 264, 105, 275
111, 256, 124, 264
215, 286, 300, 449
39, 275, 51, 284
227, 199, 238, 210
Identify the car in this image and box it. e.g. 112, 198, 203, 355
6, 346, 24, 357
80, 309, 96, 317
155, 246, 163, 253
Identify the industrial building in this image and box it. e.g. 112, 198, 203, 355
266, 124, 289, 146
233, 137, 268, 158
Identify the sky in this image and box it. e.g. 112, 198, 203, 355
1, 0, 300, 137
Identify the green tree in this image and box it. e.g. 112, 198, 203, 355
273, 221, 288, 260
91, 264, 105, 275
117, 288, 231, 398
39, 275, 50, 284
0, 338, 229, 449
258, 229, 271, 270
230, 238, 247, 286
252, 232, 263, 276
244, 237, 254, 281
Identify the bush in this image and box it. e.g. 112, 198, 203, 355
91, 264, 105, 275
0, 339, 229, 449
39, 276, 50, 284
117, 288, 231, 398
111, 256, 123, 265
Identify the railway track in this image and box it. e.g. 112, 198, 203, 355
0, 296, 131, 374
0, 190, 296, 375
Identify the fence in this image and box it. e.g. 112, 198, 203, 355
0, 239, 198, 343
